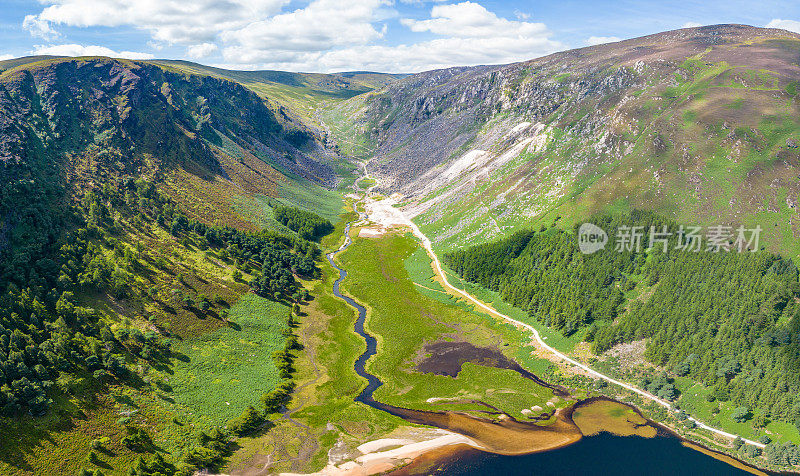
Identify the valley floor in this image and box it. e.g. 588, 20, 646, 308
223, 203, 583, 474
4, 185, 791, 475
224, 189, 794, 475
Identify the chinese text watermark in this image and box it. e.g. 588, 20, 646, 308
578, 224, 762, 254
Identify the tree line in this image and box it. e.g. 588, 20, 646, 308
0, 175, 319, 417
445, 212, 800, 444
274, 205, 334, 241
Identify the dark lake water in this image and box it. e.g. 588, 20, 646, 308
329, 220, 762, 476
425, 433, 757, 476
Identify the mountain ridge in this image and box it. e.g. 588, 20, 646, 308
325, 24, 800, 256
2, 23, 800, 476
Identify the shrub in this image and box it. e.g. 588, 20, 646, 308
197, 295, 211, 312
228, 406, 264, 436
731, 406, 750, 423
122, 426, 152, 451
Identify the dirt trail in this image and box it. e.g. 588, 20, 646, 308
359, 191, 766, 449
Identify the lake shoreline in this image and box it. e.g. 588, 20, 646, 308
291, 396, 784, 476
319, 214, 784, 476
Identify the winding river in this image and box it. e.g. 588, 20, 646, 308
326, 220, 383, 408
325, 219, 772, 476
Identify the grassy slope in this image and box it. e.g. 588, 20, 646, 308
149, 60, 403, 126
0, 56, 347, 475
0, 215, 296, 475
0, 168, 342, 475
169, 294, 289, 426
159, 120, 344, 231
136, 59, 352, 226
318, 94, 379, 160
0, 296, 291, 475
148, 61, 357, 125
0, 57, 346, 235
402, 40, 800, 259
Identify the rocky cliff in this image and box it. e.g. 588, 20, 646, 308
334, 25, 800, 254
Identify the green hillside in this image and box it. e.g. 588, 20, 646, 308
0, 56, 341, 475
331, 25, 800, 258
149, 59, 405, 126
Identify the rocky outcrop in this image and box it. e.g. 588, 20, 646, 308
0, 57, 336, 186
333, 25, 800, 254
348, 25, 800, 195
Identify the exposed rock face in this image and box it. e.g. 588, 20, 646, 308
0, 57, 335, 186
335, 25, 800, 253
360, 25, 799, 191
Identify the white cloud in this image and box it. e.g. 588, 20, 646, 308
295, 32, 555, 73
401, 2, 548, 39
222, 0, 391, 63
248, 29, 563, 74
586, 36, 621, 46
513, 9, 530, 20
0, 54, 14, 61
766, 19, 800, 34
25, 0, 565, 73
187, 43, 218, 59
280, 1, 561, 73
398, 0, 448, 4
23, 14, 61, 40
33, 44, 155, 60
26, 0, 289, 45
681, 21, 703, 28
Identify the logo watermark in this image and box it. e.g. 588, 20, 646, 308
578, 223, 608, 254
578, 224, 763, 254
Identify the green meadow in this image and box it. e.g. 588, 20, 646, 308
223, 211, 406, 474
337, 232, 559, 419
169, 294, 290, 426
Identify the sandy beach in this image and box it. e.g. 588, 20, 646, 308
280, 429, 482, 476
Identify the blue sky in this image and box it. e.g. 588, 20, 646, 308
2, 0, 800, 73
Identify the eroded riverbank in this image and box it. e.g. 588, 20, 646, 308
316, 209, 780, 476
318, 218, 586, 474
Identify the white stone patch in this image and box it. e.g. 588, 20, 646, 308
441, 149, 487, 181
510, 121, 532, 135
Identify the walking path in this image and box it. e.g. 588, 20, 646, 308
359, 190, 765, 449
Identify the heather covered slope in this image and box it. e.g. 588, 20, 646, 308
0, 56, 344, 228
332, 25, 800, 256
0, 56, 341, 475
146, 59, 405, 189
